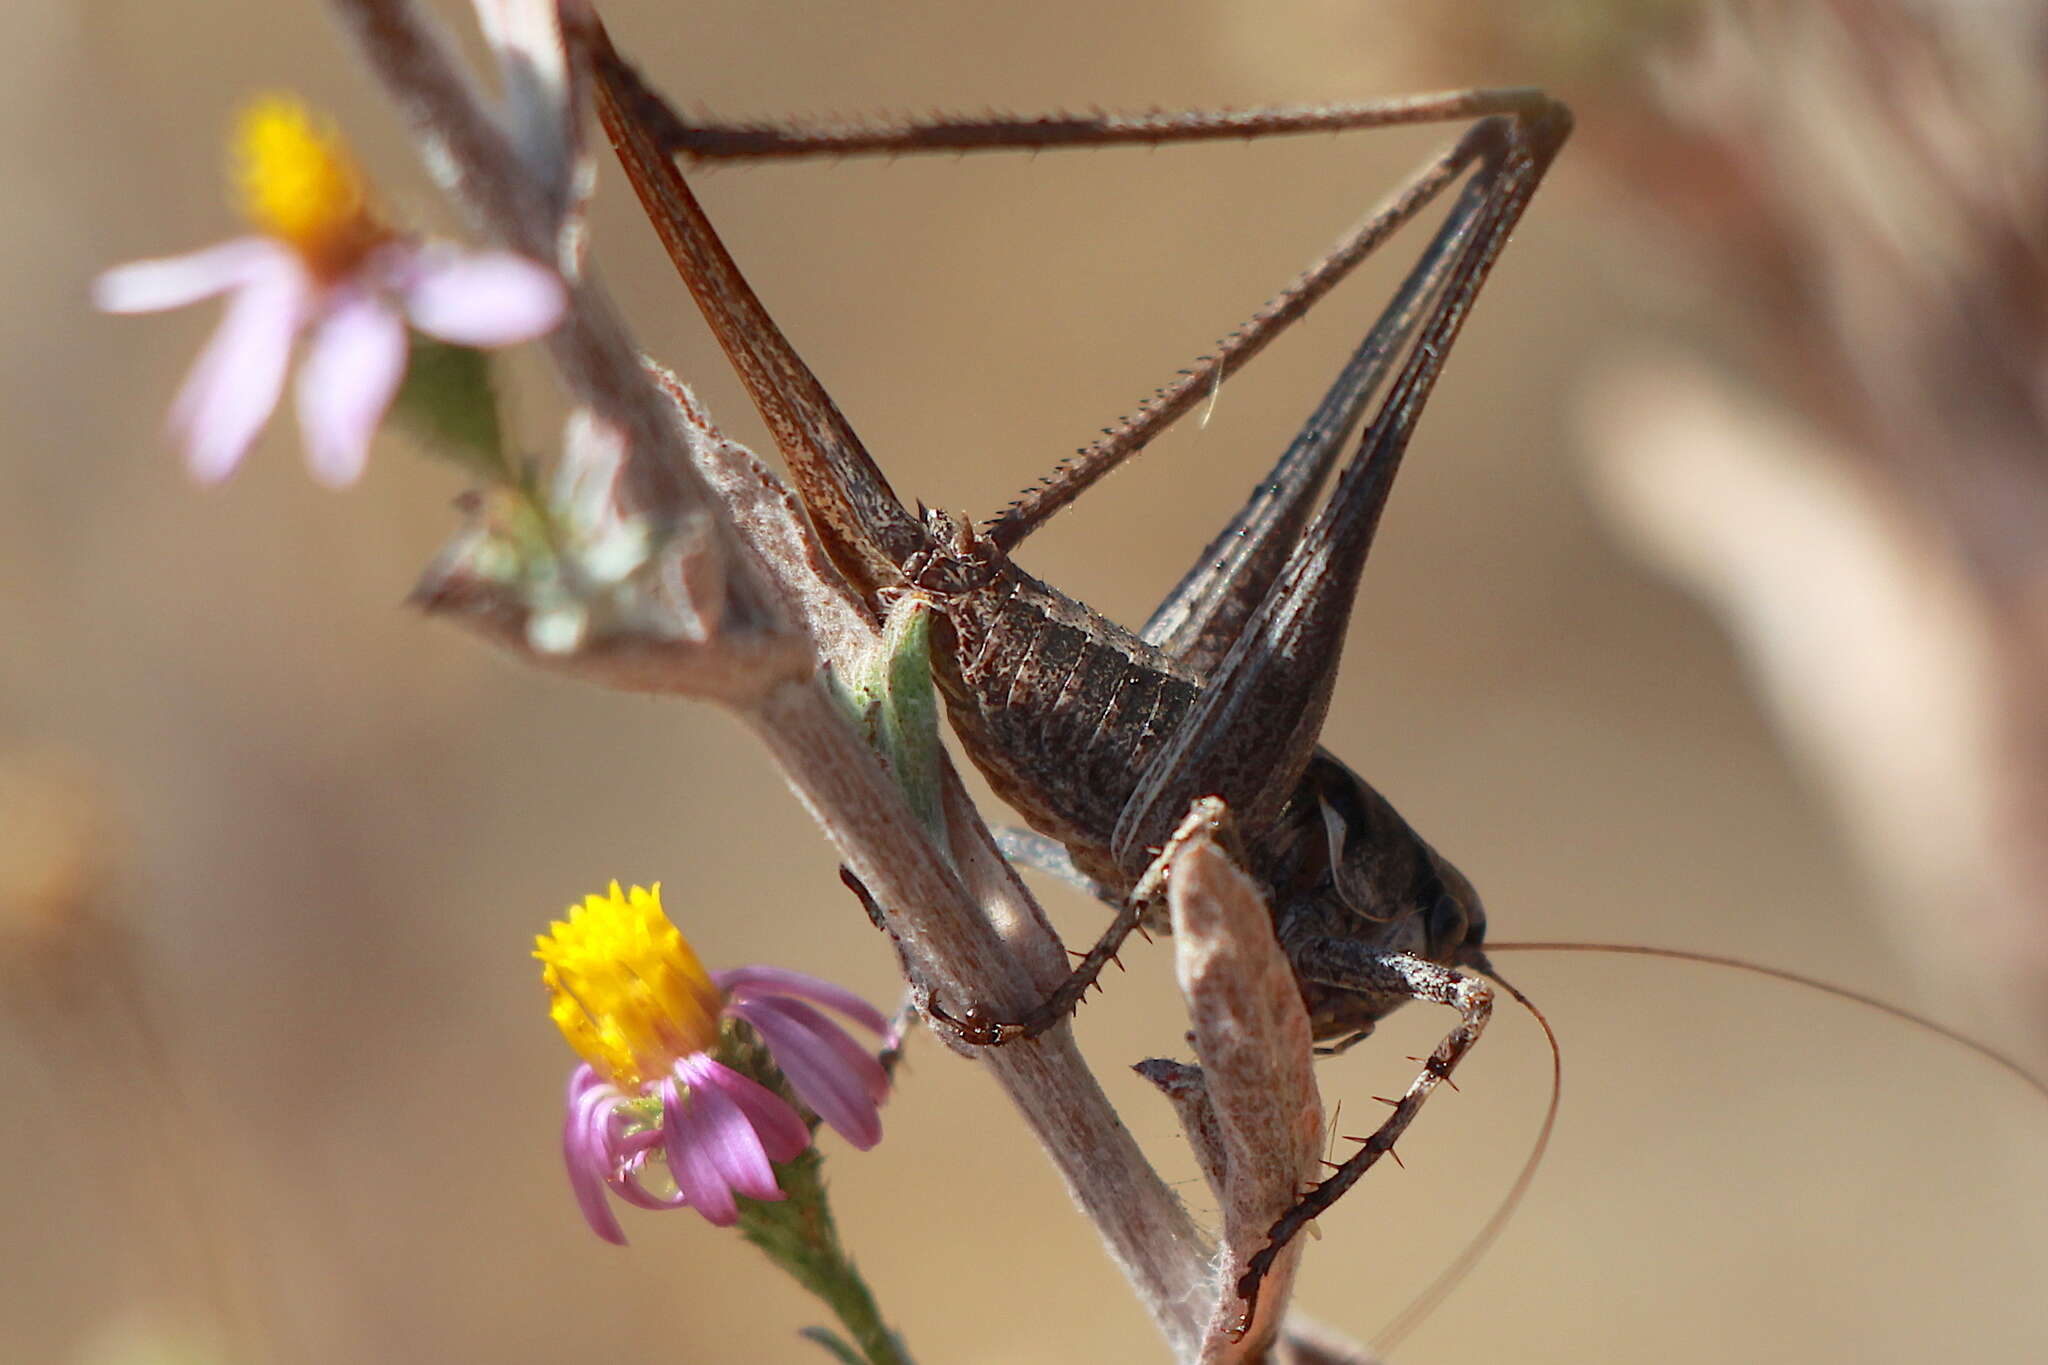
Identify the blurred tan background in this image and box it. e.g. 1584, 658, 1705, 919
7, 1, 2045, 1361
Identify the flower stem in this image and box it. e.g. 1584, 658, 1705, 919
725, 1028, 913, 1365
737, 1145, 911, 1365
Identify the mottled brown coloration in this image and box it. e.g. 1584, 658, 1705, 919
912, 518, 1203, 892
589, 25, 1567, 1331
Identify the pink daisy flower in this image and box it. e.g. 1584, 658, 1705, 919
537, 882, 891, 1243
92, 96, 565, 487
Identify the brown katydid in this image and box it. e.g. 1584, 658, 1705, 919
585, 19, 1568, 1324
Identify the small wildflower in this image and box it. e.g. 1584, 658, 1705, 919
93, 96, 565, 487
537, 882, 889, 1242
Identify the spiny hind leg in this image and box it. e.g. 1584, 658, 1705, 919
610, 42, 1569, 556
1110, 106, 1565, 870
1136, 125, 1522, 676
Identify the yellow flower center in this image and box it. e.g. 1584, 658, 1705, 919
535, 882, 726, 1092
232, 96, 388, 279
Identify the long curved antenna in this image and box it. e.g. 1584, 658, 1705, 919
1372, 966, 1562, 1354
1485, 942, 2047, 1101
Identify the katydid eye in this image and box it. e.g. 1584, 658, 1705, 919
1426, 891, 1469, 948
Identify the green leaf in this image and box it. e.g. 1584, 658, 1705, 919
390, 337, 508, 479
798, 1329, 867, 1365
829, 595, 946, 848
875, 599, 944, 844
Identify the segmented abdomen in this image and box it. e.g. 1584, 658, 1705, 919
930, 555, 1201, 892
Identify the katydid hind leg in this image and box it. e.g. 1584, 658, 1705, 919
1140, 141, 1507, 679
984, 117, 1510, 553
589, 25, 925, 594
600, 21, 1563, 609
646, 85, 1568, 167
1112, 107, 1568, 873
979, 107, 1566, 1038
626, 62, 1549, 559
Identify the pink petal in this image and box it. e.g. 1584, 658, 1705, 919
691, 1056, 812, 1166
562, 1074, 628, 1245
732, 996, 886, 1150
165, 254, 312, 483
566, 1065, 607, 1106
612, 1125, 664, 1160
93, 237, 286, 314
766, 995, 890, 1106
715, 966, 889, 1036
677, 1057, 786, 1203
660, 1076, 740, 1226
400, 246, 565, 346
292, 290, 409, 487
613, 1160, 689, 1212
609, 1133, 688, 1213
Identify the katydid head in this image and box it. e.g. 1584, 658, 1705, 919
1423, 849, 1488, 967
1296, 752, 1486, 955
1269, 753, 1489, 1041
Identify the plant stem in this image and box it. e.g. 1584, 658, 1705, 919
737, 1146, 909, 1365
725, 1029, 910, 1365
